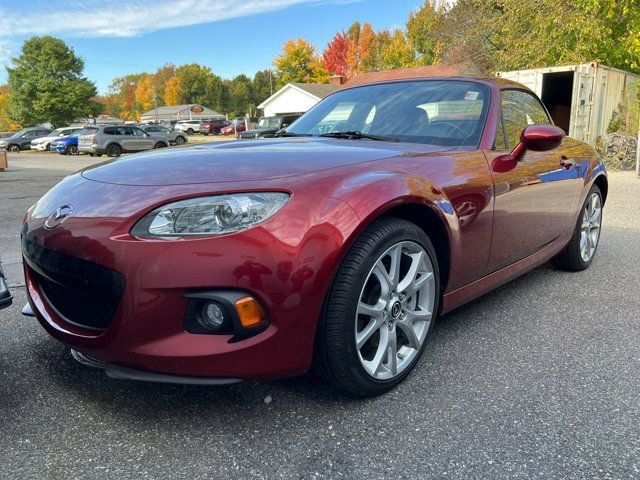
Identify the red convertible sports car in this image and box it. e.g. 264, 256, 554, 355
22, 76, 607, 396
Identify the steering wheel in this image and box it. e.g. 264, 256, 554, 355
428, 121, 468, 138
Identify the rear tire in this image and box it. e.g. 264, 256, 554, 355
175, 136, 186, 145
552, 185, 603, 271
67, 145, 78, 156
106, 144, 122, 158
186, 128, 194, 135
154, 142, 167, 149
7, 144, 19, 152
313, 218, 440, 396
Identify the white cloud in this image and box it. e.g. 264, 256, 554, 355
0, 0, 339, 38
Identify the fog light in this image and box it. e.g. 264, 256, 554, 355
199, 302, 225, 330
235, 296, 266, 329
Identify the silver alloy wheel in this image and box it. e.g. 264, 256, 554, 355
580, 192, 602, 262
355, 240, 436, 380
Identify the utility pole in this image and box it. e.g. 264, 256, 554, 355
154, 81, 159, 124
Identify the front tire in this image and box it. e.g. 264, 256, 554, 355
7, 144, 20, 152
186, 128, 194, 135
67, 145, 78, 156
313, 218, 440, 396
174, 136, 186, 145
552, 185, 603, 271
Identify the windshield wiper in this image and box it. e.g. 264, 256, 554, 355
319, 131, 400, 143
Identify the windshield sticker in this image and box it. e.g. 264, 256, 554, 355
464, 91, 480, 101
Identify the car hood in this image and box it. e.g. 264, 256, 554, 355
240, 128, 278, 136
81, 137, 455, 186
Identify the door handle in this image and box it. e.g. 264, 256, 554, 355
560, 156, 574, 169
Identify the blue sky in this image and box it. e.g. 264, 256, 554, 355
0, 0, 424, 94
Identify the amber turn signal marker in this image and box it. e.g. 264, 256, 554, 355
234, 296, 266, 329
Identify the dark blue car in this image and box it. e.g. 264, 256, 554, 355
49, 134, 79, 155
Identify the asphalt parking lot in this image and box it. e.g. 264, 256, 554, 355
1, 152, 639, 479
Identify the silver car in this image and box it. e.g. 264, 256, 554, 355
78, 125, 169, 157
139, 124, 187, 145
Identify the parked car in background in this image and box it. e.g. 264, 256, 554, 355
160, 120, 179, 129
199, 119, 230, 135
139, 124, 187, 145
0, 127, 52, 152
0, 132, 14, 139
237, 115, 300, 140
31, 127, 83, 151
220, 119, 246, 135
49, 130, 89, 155
78, 125, 169, 157
175, 120, 208, 135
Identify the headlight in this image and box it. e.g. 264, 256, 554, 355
131, 192, 289, 237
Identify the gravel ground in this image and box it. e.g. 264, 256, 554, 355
0, 153, 639, 479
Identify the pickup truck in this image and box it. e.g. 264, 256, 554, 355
237, 115, 300, 140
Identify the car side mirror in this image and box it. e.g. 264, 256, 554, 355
282, 123, 289, 128
492, 124, 564, 173
144, 133, 149, 138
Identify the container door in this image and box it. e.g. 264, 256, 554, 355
570, 64, 596, 142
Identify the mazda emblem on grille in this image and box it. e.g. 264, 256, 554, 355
44, 205, 74, 229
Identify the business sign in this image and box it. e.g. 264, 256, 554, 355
190, 105, 204, 114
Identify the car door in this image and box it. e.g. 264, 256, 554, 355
484, 89, 582, 271
131, 126, 154, 150
20, 131, 36, 148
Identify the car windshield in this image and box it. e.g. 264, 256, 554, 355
286, 80, 490, 147
258, 117, 282, 128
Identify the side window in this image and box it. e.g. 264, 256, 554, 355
115, 126, 129, 136
131, 127, 145, 136
501, 89, 551, 149
145, 127, 158, 132
103, 127, 116, 135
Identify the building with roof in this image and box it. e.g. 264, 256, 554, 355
140, 104, 224, 123
258, 83, 341, 117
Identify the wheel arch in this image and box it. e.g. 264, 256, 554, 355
593, 174, 608, 205
106, 141, 123, 151
377, 203, 451, 293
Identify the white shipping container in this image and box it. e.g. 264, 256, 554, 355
496, 62, 640, 145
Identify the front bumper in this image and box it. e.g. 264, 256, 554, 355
22, 173, 360, 381
32, 142, 50, 151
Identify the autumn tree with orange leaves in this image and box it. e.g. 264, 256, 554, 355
323, 31, 349, 78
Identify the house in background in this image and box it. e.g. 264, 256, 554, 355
140, 104, 224, 123
258, 82, 341, 118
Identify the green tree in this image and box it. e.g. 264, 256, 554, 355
252, 70, 274, 105
226, 74, 253, 117
273, 39, 329, 86
175, 63, 226, 112
378, 29, 416, 71
6, 36, 97, 127
405, 1, 446, 65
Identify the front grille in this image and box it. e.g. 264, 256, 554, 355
23, 237, 125, 331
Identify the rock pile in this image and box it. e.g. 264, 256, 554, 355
596, 133, 638, 170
